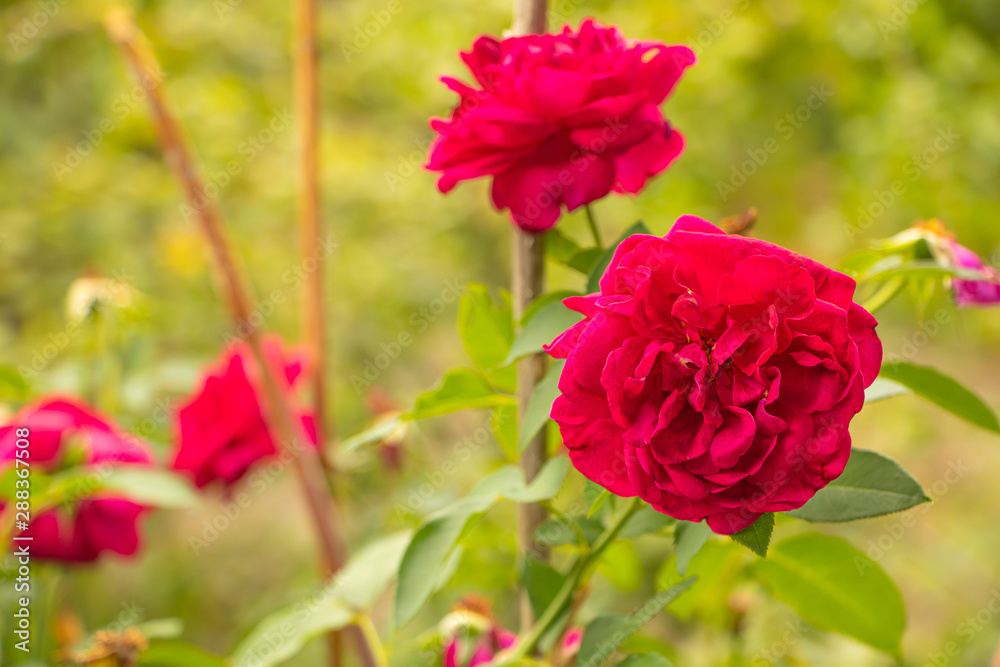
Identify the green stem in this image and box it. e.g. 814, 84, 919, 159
584, 205, 602, 248
503, 497, 641, 662
355, 613, 388, 667
861, 278, 905, 315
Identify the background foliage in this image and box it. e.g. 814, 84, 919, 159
2, 0, 1000, 664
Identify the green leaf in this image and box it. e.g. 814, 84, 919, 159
404, 368, 515, 421
395, 508, 486, 629
583, 479, 612, 520
336, 531, 412, 610
504, 301, 583, 365
838, 248, 884, 279
619, 506, 675, 539
522, 557, 564, 620
674, 521, 709, 575
341, 416, 403, 453
492, 405, 519, 461
547, 227, 584, 265
521, 289, 582, 325
534, 516, 604, 547
789, 449, 930, 522
878, 361, 1000, 433
394, 460, 567, 628
507, 456, 570, 503
458, 284, 514, 371
230, 599, 354, 667
139, 641, 227, 667
586, 221, 652, 294
102, 467, 198, 508
587, 489, 611, 518
730, 513, 774, 557
569, 248, 604, 274
546, 230, 602, 274
864, 377, 911, 403
616, 654, 674, 667
576, 578, 696, 667
518, 360, 565, 453
859, 259, 985, 284
753, 533, 905, 657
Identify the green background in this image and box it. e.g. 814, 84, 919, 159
2, 0, 1000, 664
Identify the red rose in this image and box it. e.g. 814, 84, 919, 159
546, 216, 882, 534
172, 336, 317, 489
427, 19, 695, 232
0, 398, 153, 562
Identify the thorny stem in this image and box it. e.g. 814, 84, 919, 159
511, 0, 551, 636
104, 11, 376, 667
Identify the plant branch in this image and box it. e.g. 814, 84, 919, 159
512, 228, 548, 633
511, 0, 550, 635
503, 497, 642, 662
295, 0, 331, 466
104, 11, 375, 666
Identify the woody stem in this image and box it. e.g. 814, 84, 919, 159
511, 0, 550, 638
104, 12, 376, 667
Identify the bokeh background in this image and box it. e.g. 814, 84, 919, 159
2, 0, 1000, 664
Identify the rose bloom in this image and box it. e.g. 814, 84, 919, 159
546, 216, 882, 534
0, 398, 153, 562
172, 336, 316, 489
948, 240, 1000, 306
427, 19, 695, 232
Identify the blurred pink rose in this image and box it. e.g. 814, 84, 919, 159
0, 398, 153, 563
944, 239, 1000, 306
172, 336, 316, 489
